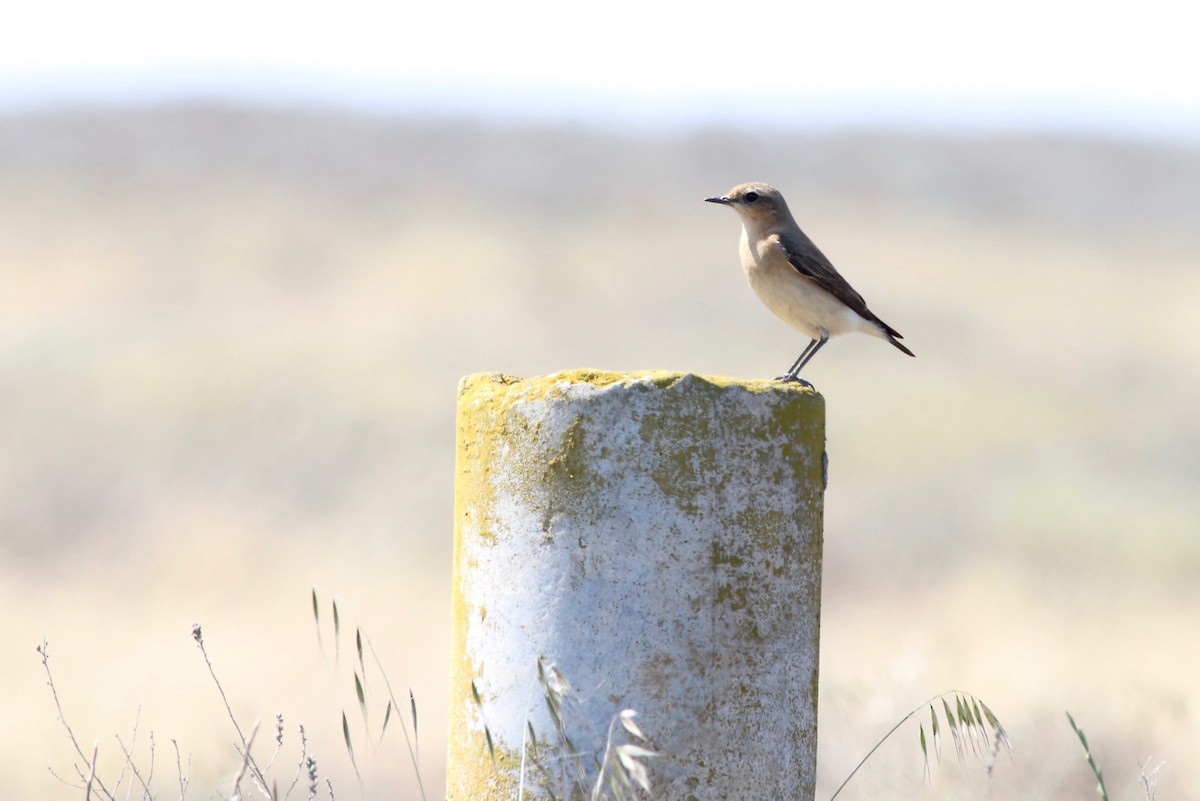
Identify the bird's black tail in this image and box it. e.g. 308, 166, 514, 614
872, 314, 915, 357
886, 333, 915, 357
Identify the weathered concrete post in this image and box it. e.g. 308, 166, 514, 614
448, 370, 825, 800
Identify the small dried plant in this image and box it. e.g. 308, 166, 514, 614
470, 657, 656, 801
1067, 711, 1165, 801
39, 627, 331, 801
309, 587, 426, 801
829, 690, 1010, 800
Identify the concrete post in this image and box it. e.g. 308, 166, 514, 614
447, 370, 825, 800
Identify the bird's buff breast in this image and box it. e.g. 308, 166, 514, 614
739, 229, 864, 340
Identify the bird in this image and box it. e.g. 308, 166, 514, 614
706, 182, 914, 386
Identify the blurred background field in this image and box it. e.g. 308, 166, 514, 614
3, 103, 1198, 799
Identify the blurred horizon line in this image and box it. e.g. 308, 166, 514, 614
2, 71, 1199, 144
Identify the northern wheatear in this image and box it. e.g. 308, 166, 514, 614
706, 182, 914, 385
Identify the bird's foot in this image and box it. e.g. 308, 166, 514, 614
774, 374, 814, 389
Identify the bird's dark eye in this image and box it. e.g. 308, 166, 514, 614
743, 191, 759, 203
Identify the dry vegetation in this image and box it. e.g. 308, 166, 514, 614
3, 104, 1199, 799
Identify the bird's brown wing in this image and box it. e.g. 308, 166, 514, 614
776, 231, 911, 348
775, 232, 870, 318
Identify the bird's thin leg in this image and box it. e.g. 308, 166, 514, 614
776, 339, 818, 382
780, 332, 830, 385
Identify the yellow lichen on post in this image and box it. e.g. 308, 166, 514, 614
448, 370, 825, 800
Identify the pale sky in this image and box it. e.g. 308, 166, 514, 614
2, 0, 1197, 135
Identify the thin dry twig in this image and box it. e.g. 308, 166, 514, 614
85, 742, 99, 801
283, 725, 310, 801
116, 727, 156, 801
1139, 757, 1164, 801
192, 626, 249, 749
229, 721, 261, 801
263, 714, 285, 773
193, 625, 272, 798
171, 738, 190, 801
112, 706, 138, 797
38, 640, 116, 801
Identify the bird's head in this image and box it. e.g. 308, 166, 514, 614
705, 182, 790, 229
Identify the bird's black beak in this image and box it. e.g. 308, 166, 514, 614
704, 196, 732, 205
